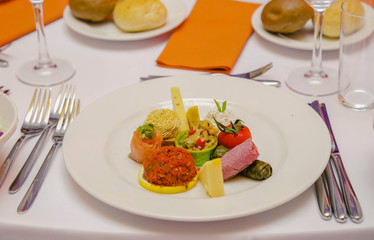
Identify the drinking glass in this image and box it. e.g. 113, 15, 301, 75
339, 0, 374, 110
16, 0, 75, 87
286, 0, 338, 96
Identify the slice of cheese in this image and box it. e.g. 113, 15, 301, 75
198, 158, 225, 197
186, 105, 200, 128
171, 87, 189, 132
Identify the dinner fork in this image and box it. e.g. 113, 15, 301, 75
0, 88, 51, 188
140, 63, 280, 87
9, 84, 75, 193
17, 96, 79, 213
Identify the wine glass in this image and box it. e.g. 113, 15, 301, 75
286, 0, 338, 96
16, 0, 75, 87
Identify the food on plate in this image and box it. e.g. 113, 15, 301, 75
239, 160, 273, 180
205, 99, 234, 126
214, 119, 252, 149
129, 123, 163, 163
171, 87, 189, 132
198, 158, 224, 197
175, 120, 219, 167
221, 138, 259, 180
113, 0, 167, 32
69, 0, 117, 22
212, 144, 230, 159
144, 109, 180, 140
129, 88, 272, 196
323, 0, 364, 38
186, 106, 200, 128
261, 0, 314, 34
139, 146, 198, 193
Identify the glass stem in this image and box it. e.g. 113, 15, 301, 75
310, 10, 325, 75
32, 2, 54, 69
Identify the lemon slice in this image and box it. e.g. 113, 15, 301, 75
138, 167, 198, 194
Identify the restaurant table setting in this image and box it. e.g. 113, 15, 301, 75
1, 0, 374, 239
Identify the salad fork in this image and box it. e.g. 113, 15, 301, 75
9, 84, 75, 193
0, 88, 51, 188
18, 96, 79, 213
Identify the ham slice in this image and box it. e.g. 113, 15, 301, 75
221, 138, 259, 180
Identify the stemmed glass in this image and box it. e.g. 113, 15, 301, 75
286, 0, 338, 96
16, 0, 75, 87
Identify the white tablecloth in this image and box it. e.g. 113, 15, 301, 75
1, 1, 374, 239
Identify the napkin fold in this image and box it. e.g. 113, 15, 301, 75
0, 0, 68, 47
156, 0, 260, 74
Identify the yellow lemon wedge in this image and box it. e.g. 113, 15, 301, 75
138, 167, 198, 194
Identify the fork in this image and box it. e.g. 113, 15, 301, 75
17, 96, 80, 213
0, 88, 51, 188
9, 84, 75, 193
140, 63, 280, 87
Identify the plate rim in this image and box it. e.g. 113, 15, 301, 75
63, 75, 331, 222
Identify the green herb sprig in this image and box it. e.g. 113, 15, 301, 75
214, 99, 227, 113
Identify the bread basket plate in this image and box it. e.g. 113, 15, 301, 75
252, 4, 374, 51
63, 0, 187, 41
63, 75, 331, 222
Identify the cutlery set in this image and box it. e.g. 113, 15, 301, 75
310, 100, 363, 223
0, 85, 79, 213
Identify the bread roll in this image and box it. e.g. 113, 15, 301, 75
113, 0, 167, 32
261, 0, 314, 34
323, 0, 364, 38
69, 0, 117, 22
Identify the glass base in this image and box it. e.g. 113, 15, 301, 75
339, 90, 374, 111
286, 66, 338, 96
16, 58, 75, 87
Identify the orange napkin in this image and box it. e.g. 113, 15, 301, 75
0, 0, 68, 47
156, 0, 260, 74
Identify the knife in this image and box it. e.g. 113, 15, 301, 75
320, 103, 363, 223
309, 101, 334, 221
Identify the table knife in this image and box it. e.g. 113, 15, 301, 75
320, 103, 363, 223
309, 102, 332, 220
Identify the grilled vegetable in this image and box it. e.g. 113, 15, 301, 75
239, 160, 272, 180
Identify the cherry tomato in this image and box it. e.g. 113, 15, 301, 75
215, 119, 252, 149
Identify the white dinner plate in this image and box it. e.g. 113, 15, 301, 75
63, 0, 187, 41
252, 3, 374, 51
63, 75, 331, 222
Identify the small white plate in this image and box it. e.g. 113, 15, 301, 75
63, 75, 331, 222
63, 0, 187, 41
251, 4, 339, 51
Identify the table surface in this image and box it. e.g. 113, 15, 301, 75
1, 0, 374, 239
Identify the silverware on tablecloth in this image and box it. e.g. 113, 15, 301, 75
0, 58, 8, 67
0, 86, 10, 95
0, 43, 11, 68
18, 96, 80, 214
0, 88, 51, 188
9, 85, 75, 194
320, 103, 363, 223
140, 63, 281, 87
310, 101, 347, 222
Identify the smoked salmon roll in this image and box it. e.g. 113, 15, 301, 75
130, 124, 163, 163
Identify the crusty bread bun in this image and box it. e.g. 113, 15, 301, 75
323, 0, 364, 38
69, 0, 117, 22
261, 0, 314, 34
113, 0, 167, 32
